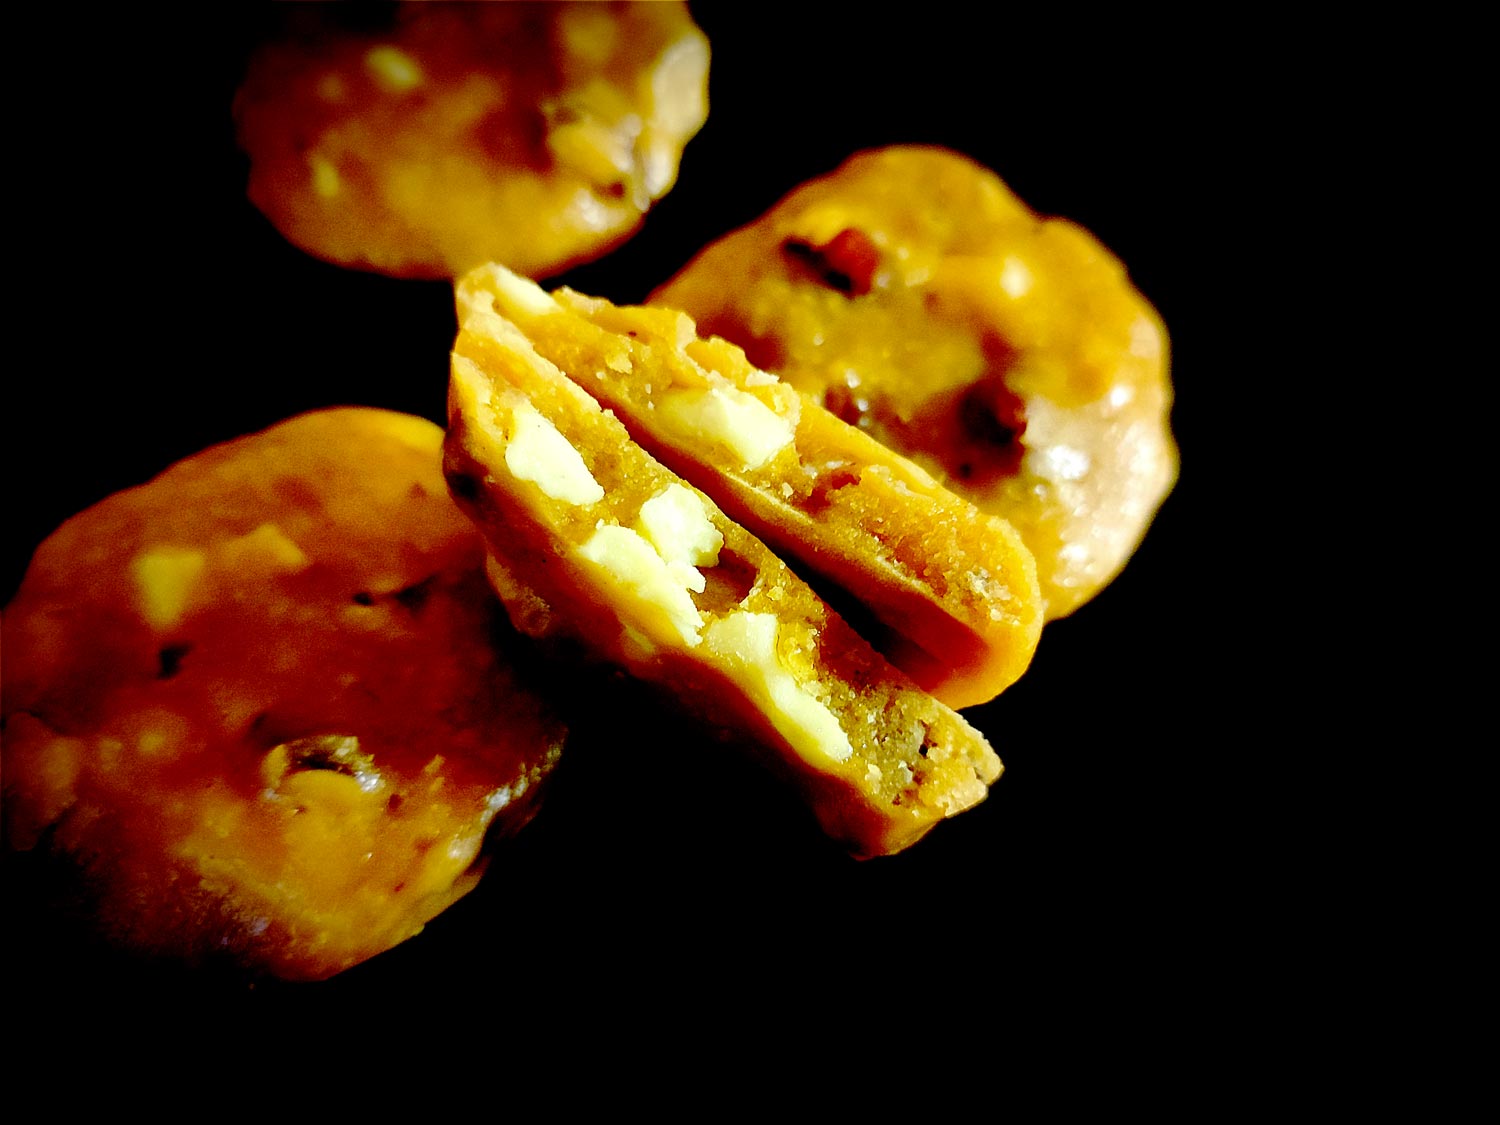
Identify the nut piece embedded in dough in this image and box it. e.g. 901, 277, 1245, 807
657, 384, 796, 471
577, 520, 708, 647
638, 483, 723, 567
701, 611, 853, 769
505, 396, 606, 505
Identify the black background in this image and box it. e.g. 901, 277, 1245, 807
5, 3, 1251, 1029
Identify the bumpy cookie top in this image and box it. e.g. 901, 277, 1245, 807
651, 145, 1178, 618
3, 408, 565, 980
234, 1, 709, 279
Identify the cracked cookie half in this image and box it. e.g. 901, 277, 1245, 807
446, 295, 1001, 857
456, 263, 1042, 710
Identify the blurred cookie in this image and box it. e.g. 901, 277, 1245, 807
650, 146, 1178, 618
446, 283, 1002, 858
233, 1, 709, 279
2, 408, 565, 980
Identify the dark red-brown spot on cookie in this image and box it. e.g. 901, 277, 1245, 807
905, 371, 1030, 486
822, 383, 872, 428
782, 228, 880, 296
473, 105, 550, 172
157, 644, 192, 680
445, 468, 481, 502
805, 463, 863, 512
963, 380, 1028, 445
957, 380, 1028, 478
277, 733, 374, 777
392, 575, 437, 614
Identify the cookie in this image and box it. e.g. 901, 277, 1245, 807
650, 145, 1178, 618
233, 1, 709, 279
446, 290, 1002, 858
454, 262, 1043, 709
2, 408, 566, 980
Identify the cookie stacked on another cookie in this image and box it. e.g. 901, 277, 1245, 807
444, 264, 1033, 857
452, 263, 1044, 711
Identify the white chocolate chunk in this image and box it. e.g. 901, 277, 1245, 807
504, 397, 605, 505
364, 45, 425, 92
487, 263, 565, 319
649, 33, 711, 159
658, 383, 794, 471
309, 154, 341, 199
702, 612, 852, 766
999, 255, 1033, 299
636, 484, 722, 568
218, 523, 309, 573
549, 116, 634, 188
578, 523, 704, 645
131, 546, 208, 630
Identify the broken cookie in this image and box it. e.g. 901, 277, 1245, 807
456, 262, 1043, 710
446, 294, 1001, 857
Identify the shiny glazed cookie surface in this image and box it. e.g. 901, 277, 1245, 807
2, 408, 565, 981
650, 145, 1178, 619
233, 1, 709, 279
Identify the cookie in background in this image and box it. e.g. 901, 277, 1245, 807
2, 409, 566, 981
233, 1, 710, 280
650, 145, 1178, 620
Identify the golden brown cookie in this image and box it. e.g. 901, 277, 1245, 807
650, 145, 1178, 619
1, 408, 565, 981
455, 263, 1043, 710
233, 1, 709, 279
446, 288, 1002, 858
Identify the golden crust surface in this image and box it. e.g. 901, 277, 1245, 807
2, 408, 565, 981
650, 145, 1178, 619
455, 263, 1043, 709
446, 288, 1001, 857
233, 1, 709, 279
